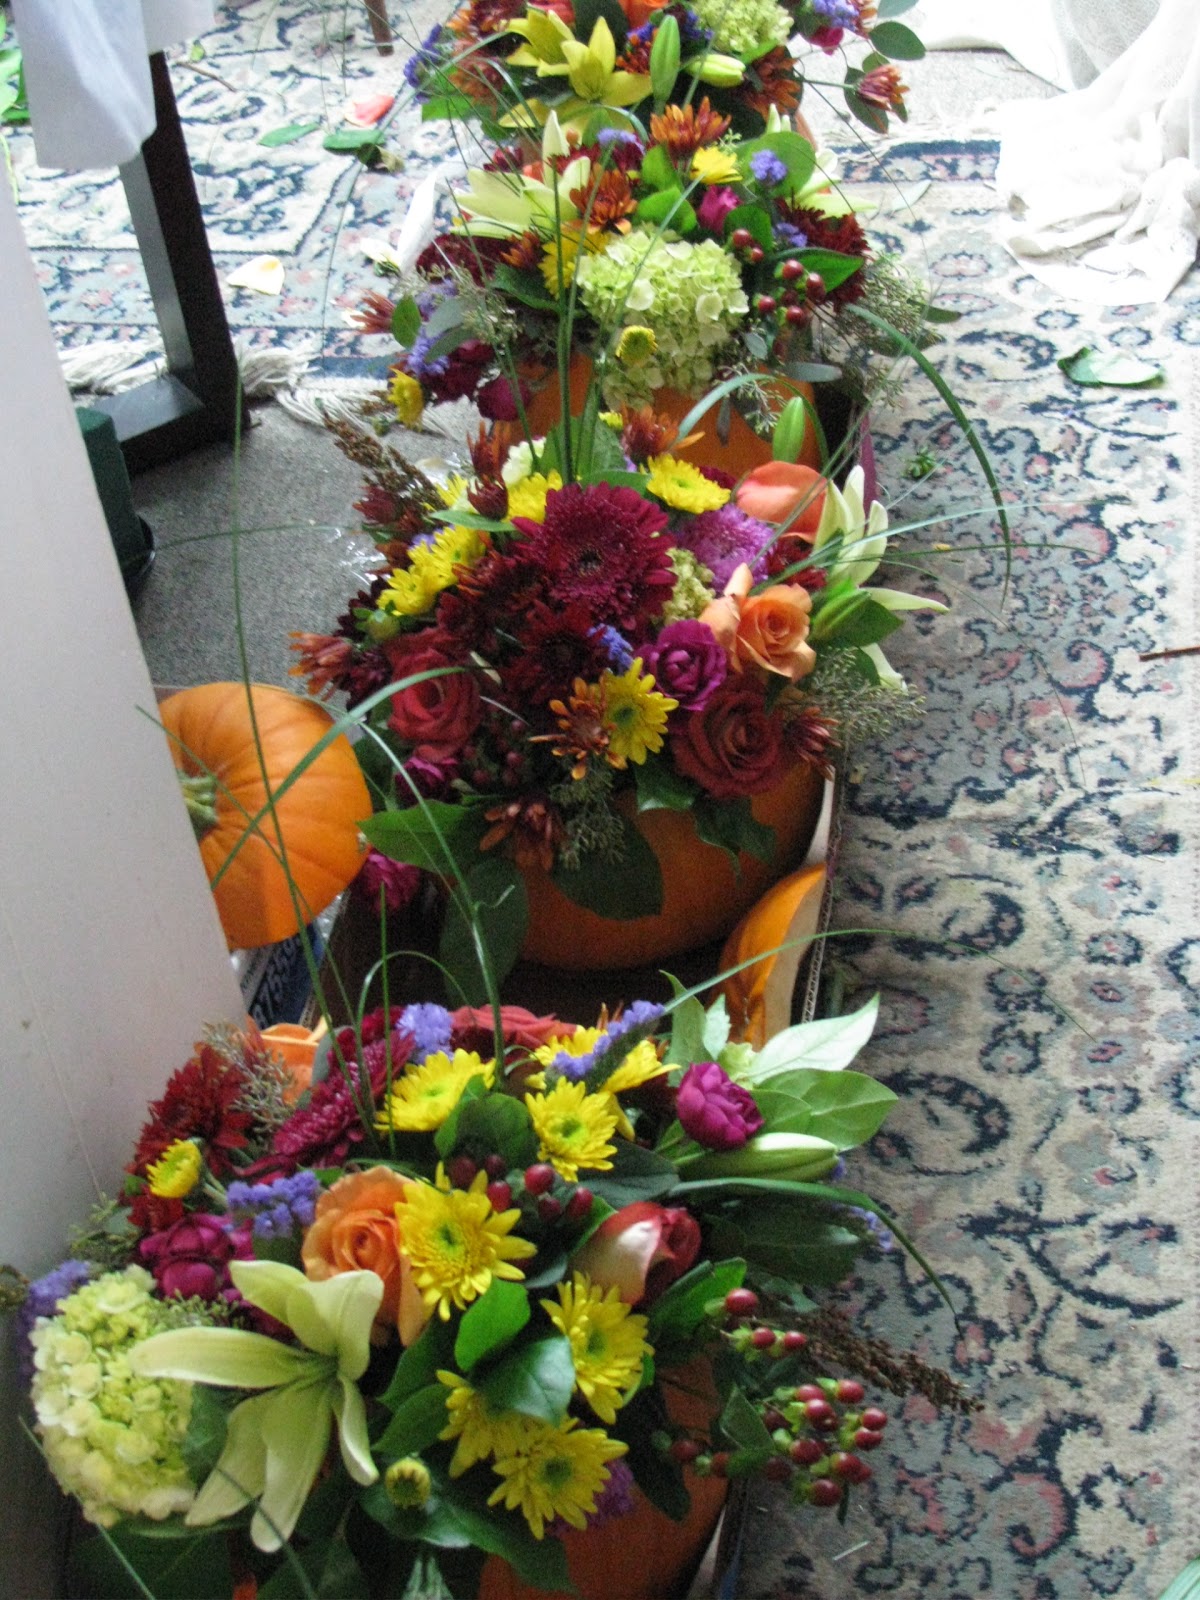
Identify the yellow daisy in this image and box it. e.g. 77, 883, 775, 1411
540, 227, 610, 297
531, 1026, 603, 1071
375, 1050, 494, 1134
525, 1080, 619, 1181
507, 470, 563, 523
424, 522, 487, 586
438, 1371, 528, 1477
541, 1273, 651, 1424
380, 558, 441, 618
437, 473, 471, 510
599, 660, 678, 766
690, 146, 742, 185
397, 1169, 537, 1319
599, 1038, 671, 1139
389, 370, 424, 426
146, 1139, 202, 1199
646, 454, 730, 513
487, 1415, 628, 1539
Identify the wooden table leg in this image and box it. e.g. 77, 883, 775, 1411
364, 0, 394, 55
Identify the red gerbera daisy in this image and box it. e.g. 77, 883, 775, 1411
501, 599, 615, 705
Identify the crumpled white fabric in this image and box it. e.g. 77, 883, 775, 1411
12, 0, 214, 171
994, 0, 1200, 304
910, 0, 1160, 92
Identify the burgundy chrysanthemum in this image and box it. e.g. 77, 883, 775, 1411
784, 704, 836, 774
416, 233, 509, 285
269, 1026, 415, 1169
129, 1045, 252, 1180
511, 483, 673, 633
501, 599, 615, 706
424, 338, 495, 404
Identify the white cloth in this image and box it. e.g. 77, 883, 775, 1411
995, 0, 1200, 303
910, 0, 1160, 91
12, 0, 214, 171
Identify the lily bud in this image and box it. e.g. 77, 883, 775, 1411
683, 52, 744, 88
679, 1132, 838, 1182
650, 15, 681, 106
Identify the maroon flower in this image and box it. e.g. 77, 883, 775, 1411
354, 849, 423, 913
695, 185, 740, 234
775, 206, 869, 306
501, 600, 614, 704
386, 644, 482, 758
671, 680, 791, 799
676, 1061, 763, 1151
476, 374, 524, 421
129, 1045, 252, 1182
269, 1026, 414, 1169
415, 233, 508, 285
139, 1214, 253, 1301
638, 619, 727, 712
424, 338, 495, 404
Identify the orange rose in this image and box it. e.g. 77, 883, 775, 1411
301, 1166, 429, 1345
617, 0, 669, 27
699, 565, 816, 681
735, 462, 827, 536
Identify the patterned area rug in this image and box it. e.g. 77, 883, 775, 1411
12, 7, 1199, 1595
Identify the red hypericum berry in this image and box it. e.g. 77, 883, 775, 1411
748, 245, 765, 263
564, 1186, 594, 1224
751, 1327, 777, 1349
724, 1288, 759, 1317
485, 1181, 513, 1213
785, 304, 813, 327
446, 1155, 478, 1189
755, 294, 778, 316
805, 272, 827, 303
730, 227, 753, 251
763, 1407, 787, 1432
829, 1451, 861, 1480
794, 1384, 825, 1403
780, 258, 805, 282
854, 1428, 885, 1451
523, 1163, 556, 1196
836, 1380, 866, 1404
484, 1153, 508, 1179
669, 1438, 702, 1464
789, 1438, 825, 1466
861, 1407, 888, 1432
537, 1194, 564, 1223
780, 288, 800, 306
808, 1477, 842, 1508
805, 1399, 838, 1432
781, 1331, 807, 1353
709, 1452, 731, 1479
763, 1455, 793, 1482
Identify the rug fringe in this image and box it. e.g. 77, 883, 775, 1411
58, 337, 316, 401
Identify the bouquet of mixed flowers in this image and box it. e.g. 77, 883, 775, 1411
404, 0, 921, 143
295, 400, 942, 969
7, 986, 971, 1598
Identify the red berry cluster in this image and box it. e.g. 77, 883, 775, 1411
729, 229, 828, 333
445, 1152, 594, 1228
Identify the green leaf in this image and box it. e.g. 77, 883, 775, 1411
647, 1257, 746, 1342
692, 795, 775, 866
720, 1203, 863, 1284
575, 0, 630, 49
375, 1383, 450, 1459
797, 247, 862, 292
703, 995, 731, 1059
455, 1280, 531, 1372
361, 800, 486, 874
869, 19, 926, 58
551, 817, 664, 920
1157, 1561, 1200, 1600
820, 595, 904, 648
436, 1085, 538, 1170
478, 1336, 575, 1423
381, 1318, 456, 1410
723, 203, 773, 252
613, 1388, 691, 1519
744, 996, 879, 1080
260, 120, 320, 147
1058, 346, 1165, 388
181, 1387, 230, 1484
391, 294, 422, 347
435, 1478, 573, 1590
492, 262, 559, 313
636, 757, 699, 813
587, 1140, 679, 1207
439, 856, 528, 1004
740, 132, 816, 193
923, 303, 961, 324
665, 973, 708, 1068
636, 188, 696, 234
69, 1528, 233, 1600
639, 141, 676, 191
843, 84, 888, 134
754, 1069, 897, 1151
421, 93, 476, 122
323, 126, 384, 153
720, 1385, 774, 1452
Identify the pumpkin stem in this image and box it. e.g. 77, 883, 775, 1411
179, 773, 219, 839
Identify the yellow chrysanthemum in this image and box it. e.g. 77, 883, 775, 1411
541, 1273, 651, 1424
599, 411, 623, 429
375, 1050, 495, 1133
437, 473, 471, 509
507, 471, 563, 524
600, 1038, 671, 1138
646, 454, 731, 513
540, 228, 610, 297
531, 1026, 603, 1070
425, 522, 487, 584
397, 1170, 537, 1319
380, 557, 440, 618
487, 1415, 628, 1540
146, 1139, 202, 1199
690, 146, 742, 185
598, 660, 678, 766
389, 370, 425, 426
525, 1080, 619, 1181
380, 526, 486, 617
438, 1371, 528, 1477
615, 325, 658, 368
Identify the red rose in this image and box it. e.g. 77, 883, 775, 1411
670, 681, 791, 799
386, 644, 481, 759
571, 1201, 702, 1306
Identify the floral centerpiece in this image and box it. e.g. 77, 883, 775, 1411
6, 988, 972, 1598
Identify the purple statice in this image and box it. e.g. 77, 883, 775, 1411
226, 1171, 321, 1241
403, 23, 445, 94
672, 503, 776, 591
403, 329, 451, 382
640, 619, 727, 713
844, 1205, 895, 1252
774, 221, 809, 252
750, 150, 788, 187
630, 12, 710, 53
810, 0, 859, 26
590, 624, 634, 673
399, 1002, 454, 1063
15, 1260, 94, 1379
596, 127, 642, 151
546, 1001, 666, 1085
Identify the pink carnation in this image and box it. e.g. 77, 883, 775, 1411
676, 1061, 763, 1151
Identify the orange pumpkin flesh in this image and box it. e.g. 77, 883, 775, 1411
719, 863, 828, 1047
160, 682, 370, 950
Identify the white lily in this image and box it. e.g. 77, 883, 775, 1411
130, 1262, 382, 1552
813, 464, 891, 589
454, 155, 594, 239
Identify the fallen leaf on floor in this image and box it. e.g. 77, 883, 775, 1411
260, 121, 321, 147
343, 92, 395, 127
226, 256, 285, 295
1058, 347, 1165, 388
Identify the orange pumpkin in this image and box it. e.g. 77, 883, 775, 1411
518, 762, 825, 970
521, 353, 822, 478
159, 683, 370, 950
719, 863, 828, 1047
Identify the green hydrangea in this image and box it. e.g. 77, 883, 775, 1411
576, 229, 749, 407
29, 1266, 196, 1528
691, 0, 792, 57
662, 548, 717, 622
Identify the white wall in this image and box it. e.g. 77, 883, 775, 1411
0, 177, 243, 1596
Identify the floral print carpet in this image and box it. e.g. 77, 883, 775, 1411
11, 4, 1200, 1596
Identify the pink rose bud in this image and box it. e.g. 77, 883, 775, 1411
676, 1061, 764, 1152
572, 1201, 702, 1305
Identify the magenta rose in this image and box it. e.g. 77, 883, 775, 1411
138, 1214, 252, 1301
670, 680, 791, 799
571, 1201, 702, 1306
386, 644, 481, 759
696, 185, 740, 234
676, 1061, 763, 1151
639, 619, 727, 712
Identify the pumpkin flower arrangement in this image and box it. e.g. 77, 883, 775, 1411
5, 989, 973, 1597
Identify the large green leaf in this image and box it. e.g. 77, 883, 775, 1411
869, 19, 926, 58
755, 1068, 897, 1150
666, 974, 709, 1068
435, 1082, 537, 1170
647, 1258, 746, 1342
636, 757, 698, 813
478, 1336, 575, 1422
432, 1478, 573, 1590
374, 1383, 450, 1459
439, 856, 528, 1004
551, 817, 664, 920
720, 1385, 774, 1452
455, 1280, 531, 1372
718, 1204, 863, 1284
587, 1140, 679, 1207
743, 996, 879, 1080
259, 120, 320, 147
380, 1318, 456, 1410
361, 799, 486, 873
1058, 346, 1165, 388
692, 795, 775, 866
614, 1388, 691, 1520
391, 294, 422, 347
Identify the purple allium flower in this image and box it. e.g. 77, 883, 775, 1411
696, 185, 740, 235
773, 221, 809, 252
671, 503, 776, 591
15, 1260, 94, 1380
226, 1172, 321, 1241
640, 619, 728, 713
676, 1062, 763, 1151
355, 849, 422, 913
400, 1002, 454, 1063
845, 1205, 895, 1252
591, 624, 635, 673
750, 150, 788, 187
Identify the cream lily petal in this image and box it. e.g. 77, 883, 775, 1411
251, 1379, 335, 1552
333, 1375, 378, 1485
130, 1327, 314, 1389
863, 643, 906, 691
542, 109, 569, 160
458, 170, 532, 231
228, 1258, 308, 1326
506, 8, 572, 63
863, 587, 949, 613
284, 1271, 382, 1377
185, 1388, 272, 1528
